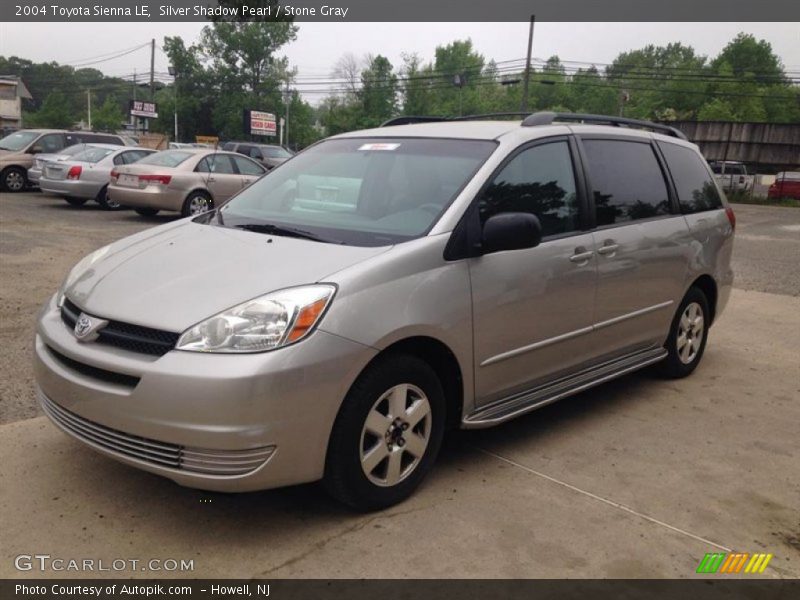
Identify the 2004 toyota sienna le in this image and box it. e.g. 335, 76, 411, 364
34, 112, 734, 510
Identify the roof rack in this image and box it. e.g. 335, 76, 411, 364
521, 111, 688, 140
381, 110, 688, 141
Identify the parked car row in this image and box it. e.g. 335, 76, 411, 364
0, 129, 284, 217
0, 129, 135, 192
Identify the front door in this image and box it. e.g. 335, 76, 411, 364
470, 138, 598, 406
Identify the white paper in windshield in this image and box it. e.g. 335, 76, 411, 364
358, 143, 400, 151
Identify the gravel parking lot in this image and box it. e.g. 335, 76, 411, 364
1, 191, 798, 578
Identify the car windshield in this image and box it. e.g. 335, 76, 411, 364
0, 131, 40, 151
136, 150, 194, 167
217, 137, 496, 246
71, 147, 114, 163
262, 146, 292, 158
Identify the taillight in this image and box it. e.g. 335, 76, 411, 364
67, 165, 82, 180
139, 174, 172, 185
739, 176, 745, 184
110, 169, 119, 180
725, 206, 736, 230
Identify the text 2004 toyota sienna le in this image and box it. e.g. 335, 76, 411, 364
35, 113, 734, 510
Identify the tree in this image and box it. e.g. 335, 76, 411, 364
91, 96, 125, 132
25, 91, 74, 128
358, 54, 398, 127
697, 98, 736, 121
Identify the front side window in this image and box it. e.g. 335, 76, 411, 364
478, 140, 580, 238
217, 137, 496, 246
232, 155, 266, 176
38, 134, 65, 153
583, 139, 670, 226
658, 142, 722, 214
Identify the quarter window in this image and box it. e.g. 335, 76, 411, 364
479, 141, 580, 237
583, 139, 671, 226
658, 142, 723, 213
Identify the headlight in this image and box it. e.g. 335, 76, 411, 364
56, 245, 111, 307
176, 284, 336, 353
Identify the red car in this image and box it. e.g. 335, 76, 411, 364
768, 172, 800, 200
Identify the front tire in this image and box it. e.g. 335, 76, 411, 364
324, 354, 446, 511
2, 167, 27, 192
657, 287, 710, 379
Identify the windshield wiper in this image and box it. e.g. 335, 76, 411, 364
234, 222, 343, 244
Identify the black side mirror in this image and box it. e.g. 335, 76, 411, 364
482, 212, 542, 254
29, 145, 43, 154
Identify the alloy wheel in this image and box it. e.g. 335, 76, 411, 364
5, 171, 24, 191
359, 383, 432, 487
188, 196, 210, 215
677, 301, 704, 364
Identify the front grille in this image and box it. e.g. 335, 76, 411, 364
39, 391, 274, 476
62, 298, 180, 356
46, 345, 140, 388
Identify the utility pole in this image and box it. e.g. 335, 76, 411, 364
87, 90, 92, 130
169, 66, 178, 142
149, 38, 155, 100
520, 15, 535, 113
284, 79, 290, 149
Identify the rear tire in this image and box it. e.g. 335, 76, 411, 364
64, 196, 88, 206
323, 354, 446, 512
657, 287, 710, 379
181, 191, 213, 217
134, 207, 160, 217
95, 185, 121, 211
1, 167, 27, 192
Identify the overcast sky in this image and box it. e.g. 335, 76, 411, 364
1, 22, 797, 103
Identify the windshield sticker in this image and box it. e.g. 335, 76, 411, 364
358, 143, 400, 151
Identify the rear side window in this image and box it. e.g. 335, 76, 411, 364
479, 140, 580, 237
659, 142, 723, 213
582, 139, 671, 226
232, 155, 266, 176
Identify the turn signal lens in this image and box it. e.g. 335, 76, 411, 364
287, 297, 329, 342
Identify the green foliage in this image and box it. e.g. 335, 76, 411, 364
24, 91, 74, 128
92, 96, 126, 132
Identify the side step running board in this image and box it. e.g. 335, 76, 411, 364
462, 347, 667, 428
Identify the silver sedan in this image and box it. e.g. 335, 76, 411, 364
39, 145, 155, 210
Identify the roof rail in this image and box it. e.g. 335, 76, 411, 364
382, 112, 541, 127
380, 116, 449, 127
521, 111, 687, 140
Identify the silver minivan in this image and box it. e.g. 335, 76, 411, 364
34, 112, 734, 510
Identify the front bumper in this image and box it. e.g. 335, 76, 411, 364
34, 295, 377, 492
39, 178, 102, 200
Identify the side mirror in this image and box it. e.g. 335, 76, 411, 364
482, 212, 542, 254
29, 145, 44, 154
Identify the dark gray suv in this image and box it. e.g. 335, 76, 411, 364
222, 141, 294, 170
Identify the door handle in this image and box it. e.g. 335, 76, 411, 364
207, 176, 216, 183
597, 242, 619, 256
569, 249, 594, 263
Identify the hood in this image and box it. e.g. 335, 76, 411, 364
66, 220, 390, 332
